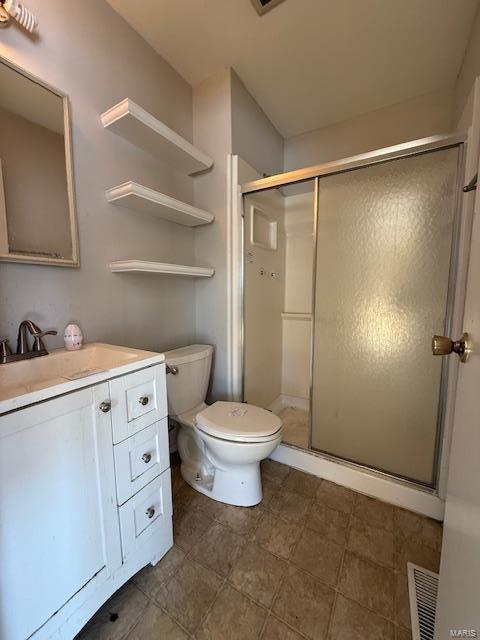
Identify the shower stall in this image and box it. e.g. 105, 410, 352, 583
241, 133, 465, 489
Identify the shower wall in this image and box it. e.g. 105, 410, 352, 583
281, 190, 315, 406
244, 185, 315, 415
243, 189, 286, 409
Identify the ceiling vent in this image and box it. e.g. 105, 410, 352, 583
250, 0, 286, 16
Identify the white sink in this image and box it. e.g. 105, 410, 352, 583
0, 343, 164, 412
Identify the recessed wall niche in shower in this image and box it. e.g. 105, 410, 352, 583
243, 180, 316, 448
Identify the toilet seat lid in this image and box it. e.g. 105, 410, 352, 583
195, 401, 282, 441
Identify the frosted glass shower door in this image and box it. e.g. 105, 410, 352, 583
311, 147, 460, 485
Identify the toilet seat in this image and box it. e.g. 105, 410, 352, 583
195, 401, 282, 444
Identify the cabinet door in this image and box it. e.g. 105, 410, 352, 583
0, 384, 121, 640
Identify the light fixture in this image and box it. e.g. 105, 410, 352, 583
0, 0, 37, 33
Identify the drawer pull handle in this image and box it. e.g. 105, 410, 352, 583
146, 506, 155, 519
99, 401, 111, 413
142, 452, 152, 464
139, 396, 149, 406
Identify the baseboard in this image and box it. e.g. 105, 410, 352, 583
268, 394, 309, 414
270, 443, 445, 521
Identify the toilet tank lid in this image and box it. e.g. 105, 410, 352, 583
164, 344, 213, 365
196, 401, 282, 439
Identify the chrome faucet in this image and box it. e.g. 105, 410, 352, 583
0, 320, 58, 364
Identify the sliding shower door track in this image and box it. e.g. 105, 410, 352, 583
282, 440, 440, 495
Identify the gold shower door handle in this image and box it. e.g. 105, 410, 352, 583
432, 333, 469, 363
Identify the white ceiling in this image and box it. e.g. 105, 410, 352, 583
106, 0, 479, 138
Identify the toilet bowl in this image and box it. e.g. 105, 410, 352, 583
164, 345, 283, 506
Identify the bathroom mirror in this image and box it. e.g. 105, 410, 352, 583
0, 57, 78, 266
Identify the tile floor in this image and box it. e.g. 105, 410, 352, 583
278, 407, 310, 448
77, 457, 442, 640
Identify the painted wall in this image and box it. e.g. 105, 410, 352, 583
0, 0, 198, 354
230, 69, 284, 177
194, 68, 284, 400
193, 68, 232, 399
453, 5, 480, 127
285, 88, 454, 171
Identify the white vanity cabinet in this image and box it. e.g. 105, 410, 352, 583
0, 358, 172, 640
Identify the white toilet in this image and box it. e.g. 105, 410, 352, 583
164, 344, 283, 506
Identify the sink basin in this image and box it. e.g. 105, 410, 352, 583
0, 343, 164, 411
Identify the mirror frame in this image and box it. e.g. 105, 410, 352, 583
0, 56, 79, 267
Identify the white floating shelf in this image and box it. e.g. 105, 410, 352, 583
101, 98, 213, 175
109, 260, 215, 278
106, 181, 214, 227
281, 312, 312, 321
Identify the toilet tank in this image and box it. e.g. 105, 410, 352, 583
164, 344, 213, 417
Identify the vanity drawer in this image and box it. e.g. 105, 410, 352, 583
126, 377, 156, 422
110, 364, 167, 443
114, 418, 169, 505
118, 470, 173, 561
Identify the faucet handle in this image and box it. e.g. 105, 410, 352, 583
0, 338, 12, 363
32, 329, 58, 352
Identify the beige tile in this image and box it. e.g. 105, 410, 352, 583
283, 469, 321, 497
254, 511, 302, 559
396, 625, 412, 640
272, 565, 335, 640
395, 508, 442, 552
173, 481, 197, 508
261, 615, 304, 640
188, 491, 226, 518
170, 452, 181, 467
306, 501, 350, 545
291, 528, 343, 587
394, 570, 411, 630
229, 542, 287, 607
261, 479, 279, 508
394, 508, 423, 539
329, 595, 395, 640
126, 602, 188, 640
315, 480, 355, 514
261, 459, 291, 485
215, 502, 264, 535
395, 537, 440, 574
170, 462, 184, 493
421, 518, 442, 552
173, 505, 213, 552
338, 551, 394, 619
133, 545, 186, 600
77, 582, 149, 640
269, 490, 312, 523
197, 584, 267, 640
348, 516, 395, 568
354, 494, 395, 532
157, 558, 221, 633
189, 522, 247, 577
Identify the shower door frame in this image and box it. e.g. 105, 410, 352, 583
240, 132, 467, 494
